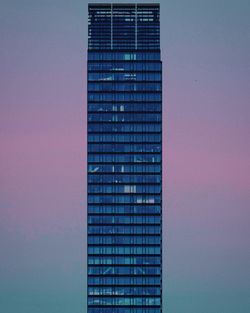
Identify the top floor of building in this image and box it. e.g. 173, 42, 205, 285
88, 3, 160, 51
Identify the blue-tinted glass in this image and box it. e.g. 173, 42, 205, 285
88, 3, 162, 313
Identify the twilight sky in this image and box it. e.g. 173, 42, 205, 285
0, 0, 250, 312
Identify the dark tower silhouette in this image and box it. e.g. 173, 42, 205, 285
87, 4, 162, 313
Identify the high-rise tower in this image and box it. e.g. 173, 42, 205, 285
87, 3, 162, 313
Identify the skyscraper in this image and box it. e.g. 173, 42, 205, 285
87, 3, 162, 313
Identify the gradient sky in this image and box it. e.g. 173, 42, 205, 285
0, 0, 250, 312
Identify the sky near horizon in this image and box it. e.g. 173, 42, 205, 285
0, 0, 250, 312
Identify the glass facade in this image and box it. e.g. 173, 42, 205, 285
88, 3, 162, 313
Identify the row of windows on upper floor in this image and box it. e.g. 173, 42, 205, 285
88, 38, 160, 46
88, 164, 161, 174
89, 12, 160, 21
88, 106, 161, 113
88, 276, 161, 286
88, 133, 161, 143
88, 40, 160, 46
88, 255, 161, 266
88, 123, 161, 133
88, 45, 160, 51
88, 33, 160, 38
89, 23, 160, 31
89, 18, 159, 25
89, 15, 160, 21
88, 286, 160, 296
89, 20, 160, 28
88, 72, 161, 82
88, 185, 161, 194
89, 21, 159, 26
88, 114, 161, 123
88, 246, 161, 255
88, 52, 160, 61
88, 153, 161, 163
88, 195, 161, 205
88, 5, 160, 12
88, 205, 161, 215
90, 9, 159, 13
88, 82, 161, 92
89, 225, 161, 235
89, 8, 159, 13
88, 174, 161, 184
88, 297, 161, 306
89, 25, 160, 32
88, 62, 161, 71
89, 39, 160, 46
89, 236, 160, 245
92, 234, 160, 240
88, 225, 161, 235
89, 5, 159, 9
88, 103, 161, 113
88, 93, 161, 102
89, 32, 160, 38
88, 308, 161, 313
88, 266, 161, 276
89, 24, 160, 29
88, 143, 161, 153
88, 211, 161, 216
89, 28, 160, 35
88, 215, 161, 225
